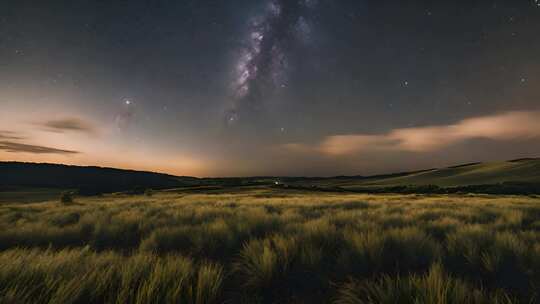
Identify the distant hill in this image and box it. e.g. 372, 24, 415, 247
260, 158, 538, 195
287, 158, 540, 190
2, 158, 540, 196
350, 158, 540, 188
0, 162, 198, 194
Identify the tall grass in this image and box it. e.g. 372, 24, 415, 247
0, 191, 539, 303
0, 248, 224, 304
334, 263, 516, 304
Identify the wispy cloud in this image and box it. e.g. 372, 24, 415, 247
35, 117, 97, 135
286, 111, 540, 156
0, 131, 25, 140
0, 141, 80, 155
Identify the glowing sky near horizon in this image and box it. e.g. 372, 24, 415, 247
1, 0, 540, 177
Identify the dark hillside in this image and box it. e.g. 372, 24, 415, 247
0, 162, 198, 194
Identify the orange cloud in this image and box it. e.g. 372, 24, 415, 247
289, 111, 540, 156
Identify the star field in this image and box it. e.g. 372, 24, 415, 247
0, 0, 539, 176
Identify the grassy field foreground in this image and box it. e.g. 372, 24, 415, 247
0, 189, 539, 303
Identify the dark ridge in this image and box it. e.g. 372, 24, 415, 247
446, 162, 482, 169
0, 162, 199, 195
509, 158, 540, 163
362, 168, 436, 180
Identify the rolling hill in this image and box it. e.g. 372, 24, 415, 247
338, 158, 540, 189
1, 158, 539, 198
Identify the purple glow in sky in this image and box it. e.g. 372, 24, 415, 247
226, 0, 315, 126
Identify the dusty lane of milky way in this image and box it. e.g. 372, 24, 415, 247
226, 0, 316, 127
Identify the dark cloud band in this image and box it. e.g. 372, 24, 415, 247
36, 118, 97, 135
0, 141, 79, 155
0, 131, 25, 140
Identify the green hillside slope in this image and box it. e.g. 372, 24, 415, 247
343, 158, 540, 189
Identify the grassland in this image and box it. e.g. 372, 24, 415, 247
0, 187, 71, 204
351, 159, 540, 188
0, 188, 539, 303
278, 158, 540, 190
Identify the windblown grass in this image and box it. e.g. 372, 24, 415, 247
0, 190, 539, 303
334, 263, 516, 304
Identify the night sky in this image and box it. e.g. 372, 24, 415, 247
1, 0, 540, 177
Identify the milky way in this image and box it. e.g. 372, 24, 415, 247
2, 0, 540, 177
226, 0, 316, 127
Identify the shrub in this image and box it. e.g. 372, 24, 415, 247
60, 191, 74, 204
